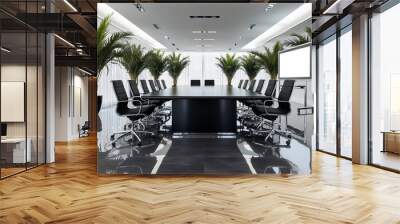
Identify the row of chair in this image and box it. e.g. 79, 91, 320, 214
190, 80, 215, 86
109, 79, 171, 153
236, 79, 295, 146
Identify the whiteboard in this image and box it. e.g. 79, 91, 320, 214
1, 82, 25, 122
279, 45, 311, 79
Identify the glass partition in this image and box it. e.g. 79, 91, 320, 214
370, 2, 400, 171
317, 35, 337, 155
0, 1, 46, 179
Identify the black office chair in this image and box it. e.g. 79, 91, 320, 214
251, 80, 295, 145
245, 79, 277, 107
161, 80, 167, 89
140, 80, 150, 94
128, 80, 163, 107
254, 80, 265, 93
238, 80, 243, 88
204, 80, 215, 86
109, 80, 156, 151
248, 80, 256, 91
149, 80, 159, 92
191, 80, 201, 86
242, 80, 249, 89
156, 80, 163, 90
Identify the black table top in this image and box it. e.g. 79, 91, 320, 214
142, 86, 267, 100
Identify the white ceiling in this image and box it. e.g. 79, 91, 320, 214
107, 3, 304, 52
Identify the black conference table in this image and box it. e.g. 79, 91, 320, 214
142, 86, 266, 133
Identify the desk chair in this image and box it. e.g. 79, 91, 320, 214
109, 80, 156, 151
161, 80, 167, 89
140, 80, 150, 94
250, 80, 295, 145
190, 80, 201, 86
204, 80, 215, 86
242, 80, 249, 89
79, 121, 90, 138
248, 80, 256, 91
128, 80, 171, 129
238, 80, 243, 88
156, 80, 163, 90
149, 80, 159, 92
254, 80, 265, 93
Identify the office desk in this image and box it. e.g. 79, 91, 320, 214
142, 86, 266, 133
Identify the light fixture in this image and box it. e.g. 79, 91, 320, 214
54, 34, 75, 48
1, 47, 11, 53
135, 2, 145, 13
265, 3, 275, 13
78, 67, 93, 76
248, 24, 256, 30
164, 35, 170, 40
203, 38, 215, 41
98, 4, 166, 49
63, 0, 78, 12
194, 38, 202, 41
192, 30, 216, 34
242, 4, 311, 50
207, 31, 216, 34
323, 0, 354, 15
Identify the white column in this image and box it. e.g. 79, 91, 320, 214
352, 14, 369, 164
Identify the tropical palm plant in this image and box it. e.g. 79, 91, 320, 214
146, 50, 168, 80
166, 52, 190, 87
97, 15, 132, 78
284, 27, 312, 47
240, 54, 262, 81
119, 44, 149, 84
216, 54, 241, 86
250, 41, 283, 80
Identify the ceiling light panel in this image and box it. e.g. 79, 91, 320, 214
242, 4, 311, 50
98, 4, 166, 49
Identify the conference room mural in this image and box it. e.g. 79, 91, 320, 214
96, 3, 313, 175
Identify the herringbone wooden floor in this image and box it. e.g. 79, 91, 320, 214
1, 135, 400, 224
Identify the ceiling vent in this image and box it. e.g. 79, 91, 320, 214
190, 16, 220, 19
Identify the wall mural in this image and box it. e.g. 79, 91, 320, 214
97, 3, 313, 175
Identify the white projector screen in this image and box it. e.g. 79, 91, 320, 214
1, 82, 25, 122
279, 45, 311, 79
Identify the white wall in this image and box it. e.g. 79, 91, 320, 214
55, 67, 89, 141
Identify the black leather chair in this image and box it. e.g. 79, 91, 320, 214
254, 80, 265, 93
242, 80, 249, 89
140, 80, 150, 94
190, 80, 201, 86
149, 80, 159, 92
204, 80, 215, 86
250, 80, 295, 144
161, 80, 167, 89
156, 80, 163, 90
248, 80, 256, 91
238, 80, 243, 88
109, 80, 156, 150
128, 80, 163, 107
244, 79, 276, 107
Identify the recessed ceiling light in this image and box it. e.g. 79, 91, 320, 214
192, 31, 202, 34
203, 38, 215, 41
248, 24, 256, 30
171, 43, 176, 46
194, 38, 202, 41
153, 24, 160, 30
207, 31, 216, 34
164, 35, 170, 39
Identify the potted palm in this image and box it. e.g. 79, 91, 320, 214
216, 54, 241, 86
119, 44, 149, 85
166, 52, 190, 87
145, 50, 168, 80
240, 54, 262, 81
97, 14, 131, 131
284, 27, 312, 47
250, 41, 283, 80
